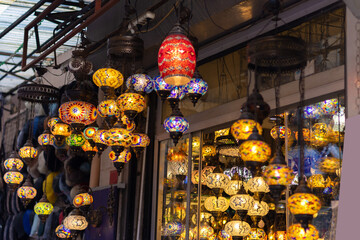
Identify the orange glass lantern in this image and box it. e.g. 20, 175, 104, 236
59, 101, 97, 131
82, 140, 98, 160
93, 68, 123, 91
3, 167, 23, 191
19, 139, 38, 165
158, 23, 196, 86
51, 120, 72, 142
287, 224, 319, 240
73, 192, 93, 208
17, 175, 37, 206
117, 92, 146, 121
4, 151, 23, 171
106, 121, 132, 156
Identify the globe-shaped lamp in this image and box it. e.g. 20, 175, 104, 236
231, 111, 262, 142
164, 109, 189, 145
73, 192, 93, 208
287, 224, 319, 240
17, 175, 37, 206
34, 194, 54, 222
19, 139, 38, 165
92, 68, 123, 92
59, 101, 97, 131
126, 74, 153, 93
204, 196, 229, 212
4, 151, 23, 171
3, 168, 23, 191
55, 224, 71, 239
106, 121, 132, 156
185, 70, 208, 106
153, 76, 173, 101
117, 92, 146, 120
63, 208, 88, 232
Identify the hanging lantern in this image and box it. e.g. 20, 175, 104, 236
248, 201, 269, 217
66, 133, 86, 152
117, 92, 146, 121
244, 228, 267, 240
158, 22, 196, 86
97, 99, 119, 127
224, 213, 251, 239
93, 124, 109, 155
4, 151, 24, 171
225, 174, 244, 196
55, 224, 72, 239
59, 101, 97, 131
229, 192, 255, 212
73, 192, 93, 208
263, 150, 295, 202
19, 139, 38, 165
270, 125, 291, 140
51, 120, 72, 143
163, 220, 183, 237
110, 148, 132, 175
48, 116, 60, 129
131, 133, 150, 154
318, 156, 341, 174
163, 108, 189, 145
17, 175, 37, 206
82, 140, 98, 160
205, 166, 230, 194
287, 180, 321, 229
153, 76, 173, 101
201, 166, 216, 185
202, 144, 216, 158
196, 220, 215, 239
126, 74, 153, 93
167, 86, 186, 109
34, 194, 54, 222
83, 125, 98, 140
168, 148, 187, 162
185, 70, 208, 106
106, 121, 132, 156
307, 174, 326, 189
38, 129, 55, 151
287, 224, 319, 240
231, 111, 262, 143
3, 167, 23, 191
63, 208, 88, 232
92, 68, 124, 93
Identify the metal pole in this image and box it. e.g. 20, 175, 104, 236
185, 134, 193, 240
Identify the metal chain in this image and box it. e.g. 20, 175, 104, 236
355, 21, 360, 114
298, 70, 305, 180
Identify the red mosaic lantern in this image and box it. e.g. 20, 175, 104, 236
158, 23, 196, 86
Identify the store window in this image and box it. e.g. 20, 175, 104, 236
157, 95, 344, 240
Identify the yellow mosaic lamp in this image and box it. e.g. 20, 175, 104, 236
131, 133, 150, 151
263, 149, 295, 202
51, 119, 72, 142
97, 98, 119, 127
93, 124, 109, 154
34, 194, 54, 222
307, 174, 326, 189
287, 224, 319, 240
110, 148, 132, 175
231, 109, 262, 143
202, 144, 217, 158
4, 151, 23, 171
287, 178, 321, 229
19, 139, 38, 165
63, 208, 88, 232
294, 128, 311, 142
93, 68, 123, 92
318, 156, 341, 174
81, 140, 98, 160
106, 120, 132, 156
270, 125, 291, 140
38, 129, 55, 150
48, 116, 60, 129
224, 212, 251, 239
17, 175, 37, 207
3, 167, 23, 191
117, 91, 146, 121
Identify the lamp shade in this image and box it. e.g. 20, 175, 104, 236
48, 117, 60, 128
202, 144, 216, 157
229, 194, 255, 211
231, 112, 262, 141
224, 179, 243, 196
34, 195, 54, 222
93, 127, 108, 153
245, 228, 267, 240
158, 24, 196, 86
92, 68, 123, 89
38, 130, 55, 146
168, 86, 186, 100
19, 139, 38, 164
206, 172, 230, 189
263, 153, 295, 186
126, 74, 153, 93
224, 220, 251, 237
248, 201, 269, 216
204, 196, 229, 212
109, 149, 132, 163
4, 152, 23, 171
55, 224, 71, 239
97, 99, 119, 118
63, 209, 88, 231
185, 76, 208, 96
307, 174, 326, 189
3, 170, 23, 188
164, 116, 189, 135
163, 221, 183, 236
59, 101, 97, 129
106, 122, 132, 156
318, 157, 341, 173
153, 76, 173, 100
247, 177, 270, 193
197, 221, 215, 238
131, 133, 150, 148
51, 120, 72, 140
73, 193, 93, 208
66, 133, 86, 147
287, 224, 319, 240
17, 176, 37, 206
117, 92, 146, 120
239, 140, 271, 163
83, 126, 98, 140
270, 125, 291, 139
287, 193, 321, 215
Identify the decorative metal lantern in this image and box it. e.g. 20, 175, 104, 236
17, 175, 37, 207
63, 208, 88, 232
110, 148, 132, 175
126, 74, 153, 93
225, 174, 244, 196
205, 166, 230, 193
224, 214, 251, 239
204, 196, 229, 212
3, 167, 23, 191
38, 129, 55, 150
34, 194, 54, 222
66, 133, 86, 152
92, 68, 124, 92
59, 101, 97, 131
158, 23, 196, 86
185, 70, 208, 106
287, 224, 319, 240
93, 124, 109, 155
167, 86, 186, 109
97, 99, 119, 127
55, 224, 71, 239
19, 139, 38, 165
51, 120, 72, 142
82, 140, 98, 160
73, 192, 93, 208
117, 92, 146, 121
153, 76, 173, 101
163, 108, 189, 145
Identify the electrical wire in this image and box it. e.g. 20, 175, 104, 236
203, 0, 227, 31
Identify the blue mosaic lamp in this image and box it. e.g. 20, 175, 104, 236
126, 74, 153, 93
185, 69, 208, 106
167, 86, 186, 110
153, 76, 173, 101
164, 108, 189, 145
